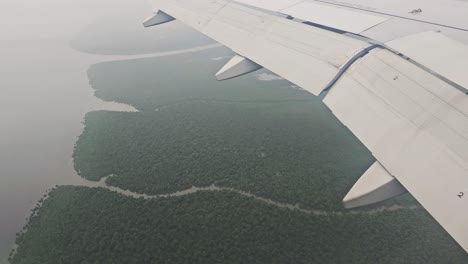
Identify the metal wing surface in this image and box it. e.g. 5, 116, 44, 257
145, 0, 468, 252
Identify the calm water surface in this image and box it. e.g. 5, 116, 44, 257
0, 1, 215, 262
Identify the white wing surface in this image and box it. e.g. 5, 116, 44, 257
150, 0, 371, 96
146, 0, 468, 252
324, 48, 468, 250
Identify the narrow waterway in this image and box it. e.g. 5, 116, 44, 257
82, 176, 420, 217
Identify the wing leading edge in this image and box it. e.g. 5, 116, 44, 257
146, 0, 468, 252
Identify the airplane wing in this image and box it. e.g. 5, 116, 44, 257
144, 0, 468, 252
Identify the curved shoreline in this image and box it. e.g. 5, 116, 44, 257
4, 42, 223, 263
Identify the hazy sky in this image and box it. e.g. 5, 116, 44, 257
0, 0, 153, 41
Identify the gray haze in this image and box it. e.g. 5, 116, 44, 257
0, 0, 211, 262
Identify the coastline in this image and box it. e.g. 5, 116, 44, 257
0, 38, 221, 263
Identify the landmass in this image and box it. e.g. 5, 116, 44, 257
12, 186, 467, 263
11, 46, 468, 263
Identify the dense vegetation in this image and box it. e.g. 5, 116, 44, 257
74, 101, 380, 211
77, 47, 415, 211
12, 186, 467, 264
13, 46, 462, 264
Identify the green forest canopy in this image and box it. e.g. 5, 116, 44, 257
12, 186, 468, 264
14, 47, 467, 263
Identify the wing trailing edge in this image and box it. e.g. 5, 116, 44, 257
324, 48, 468, 251
148, 0, 371, 96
